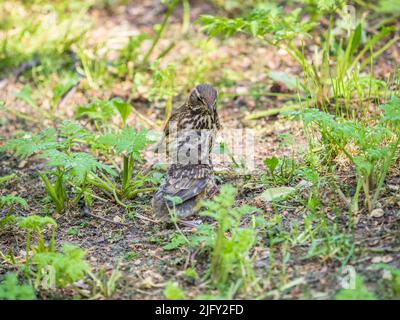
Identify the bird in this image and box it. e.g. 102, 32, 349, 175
152, 84, 221, 219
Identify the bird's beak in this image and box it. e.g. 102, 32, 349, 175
208, 103, 215, 121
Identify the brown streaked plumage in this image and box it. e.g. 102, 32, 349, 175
152, 84, 220, 219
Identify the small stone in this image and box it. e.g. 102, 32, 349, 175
370, 208, 384, 218
382, 255, 393, 263
113, 216, 122, 223
382, 269, 393, 280
372, 255, 393, 263
18, 160, 27, 168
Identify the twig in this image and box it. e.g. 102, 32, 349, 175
178, 219, 201, 228
80, 204, 131, 227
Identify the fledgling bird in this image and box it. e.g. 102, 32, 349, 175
152, 84, 221, 219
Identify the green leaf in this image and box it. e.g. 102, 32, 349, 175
0, 273, 36, 300
349, 23, 362, 56
336, 276, 376, 300
17, 215, 57, 232
1, 129, 58, 159
259, 186, 296, 202
41, 150, 116, 184
163, 233, 187, 250
250, 20, 258, 36
111, 98, 132, 125
0, 195, 28, 209
75, 99, 116, 123
32, 244, 89, 288
381, 96, 400, 125
268, 71, 298, 90
263, 156, 279, 174
164, 282, 185, 300
98, 126, 152, 159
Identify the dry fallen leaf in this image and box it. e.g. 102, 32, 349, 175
371, 255, 393, 263
370, 208, 384, 218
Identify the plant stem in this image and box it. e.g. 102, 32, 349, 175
126, 187, 157, 199
211, 215, 225, 283
182, 0, 190, 34
140, 0, 178, 68
372, 135, 400, 205
25, 231, 31, 273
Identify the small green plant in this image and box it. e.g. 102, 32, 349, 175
2, 213, 92, 292
32, 244, 89, 289
89, 264, 122, 299
97, 125, 155, 199
263, 155, 296, 185
149, 61, 177, 119
198, 185, 261, 295
114, 33, 148, 80
164, 281, 186, 300
76, 46, 110, 90
0, 273, 36, 300
0, 121, 158, 211
124, 251, 138, 261
184, 267, 199, 281
292, 97, 400, 213
17, 215, 57, 268
75, 99, 118, 130
372, 263, 400, 299
0, 195, 28, 214
335, 275, 376, 300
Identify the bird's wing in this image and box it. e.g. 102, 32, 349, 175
162, 165, 211, 203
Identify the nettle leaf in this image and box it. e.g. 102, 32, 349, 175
0, 195, 28, 209
353, 156, 373, 177
41, 150, 116, 184
200, 184, 259, 223
381, 96, 400, 125
199, 15, 245, 37
165, 195, 183, 206
17, 215, 57, 232
32, 244, 89, 288
59, 121, 90, 142
1, 129, 57, 159
365, 146, 390, 162
98, 126, 152, 159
